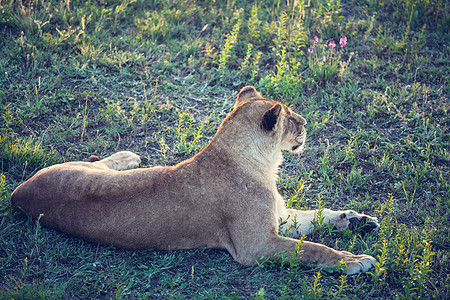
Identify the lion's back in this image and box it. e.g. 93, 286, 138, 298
11, 162, 165, 227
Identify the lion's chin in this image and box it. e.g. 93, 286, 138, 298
290, 134, 306, 154
290, 144, 305, 154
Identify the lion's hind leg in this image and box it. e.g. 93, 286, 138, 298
94, 151, 141, 171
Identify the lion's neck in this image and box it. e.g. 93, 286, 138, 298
201, 137, 284, 185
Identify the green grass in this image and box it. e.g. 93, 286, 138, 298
0, 0, 449, 298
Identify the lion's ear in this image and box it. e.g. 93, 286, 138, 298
261, 104, 282, 132
236, 86, 262, 106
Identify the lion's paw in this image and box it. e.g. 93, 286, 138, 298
333, 210, 380, 233
348, 214, 380, 233
98, 151, 141, 171
340, 251, 376, 275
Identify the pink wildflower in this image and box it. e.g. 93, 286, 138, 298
313, 36, 319, 46
339, 35, 347, 48
328, 40, 336, 49
308, 47, 314, 53
285, 65, 289, 71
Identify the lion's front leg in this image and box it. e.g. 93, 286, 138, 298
94, 151, 141, 171
235, 235, 376, 275
300, 241, 376, 275
279, 208, 379, 238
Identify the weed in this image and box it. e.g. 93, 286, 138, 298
307, 270, 322, 300
0, 129, 61, 179
253, 287, 265, 299
311, 195, 325, 233
218, 8, 243, 73
174, 111, 206, 155
0, 173, 10, 214
307, 35, 350, 83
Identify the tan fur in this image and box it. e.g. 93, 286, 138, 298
11, 86, 379, 275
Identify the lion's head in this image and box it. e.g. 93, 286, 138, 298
213, 86, 307, 164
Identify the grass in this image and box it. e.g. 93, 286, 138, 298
0, 0, 449, 298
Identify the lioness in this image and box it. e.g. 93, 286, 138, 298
12, 86, 379, 275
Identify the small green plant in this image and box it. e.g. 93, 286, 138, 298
240, 43, 254, 72
373, 25, 394, 57
0, 173, 10, 215
286, 178, 309, 208
307, 35, 350, 83
312, 0, 344, 37
307, 270, 322, 300
344, 165, 364, 195
332, 274, 348, 297
218, 9, 243, 72
174, 111, 206, 155
253, 287, 265, 299
247, 4, 261, 41
279, 235, 306, 270
311, 195, 325, 233
29, 213, 44, 258
259, 49, 305, 101
0, 129, 60, 177
368, 240, 388, 289
239, 43, 263, 82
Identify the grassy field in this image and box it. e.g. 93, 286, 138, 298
0, 0, 449, 298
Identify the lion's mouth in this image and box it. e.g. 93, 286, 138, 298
292, 132, 306, 152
